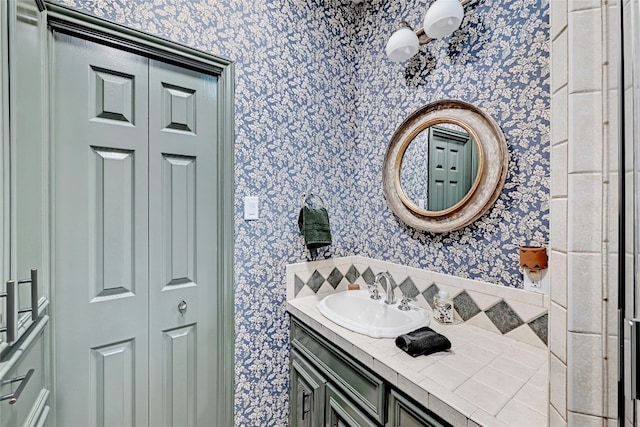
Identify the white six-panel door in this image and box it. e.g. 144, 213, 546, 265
52, 32, 218, 427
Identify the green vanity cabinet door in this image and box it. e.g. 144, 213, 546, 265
326, 384, 378, 427
291, 350, 326, 427
387, 390, 448, 427
291, 319, 386, 424
290, 317, 453, 427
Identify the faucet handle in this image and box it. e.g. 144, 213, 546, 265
398, 293, 416, 311
368, 284, 381, 300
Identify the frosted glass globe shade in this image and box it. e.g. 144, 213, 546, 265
423, 0, 464, 39
385, 27, 419, 62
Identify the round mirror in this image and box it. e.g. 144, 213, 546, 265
383, 100, 508, 233
398, 122, 482, 214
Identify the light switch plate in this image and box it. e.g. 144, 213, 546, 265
244, 196, 259, 220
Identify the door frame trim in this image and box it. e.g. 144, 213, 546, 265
44, 3, 236, 426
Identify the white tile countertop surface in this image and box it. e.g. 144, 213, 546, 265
287, 294, 549, 427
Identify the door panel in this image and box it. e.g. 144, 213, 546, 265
91, 339, 136, 427
148, 60, 218, 427
52, 33, 149, 426
160, 154, 196, 288
89, 147, 136, 299
427, 127, 474, 211
160, 325, 197, 426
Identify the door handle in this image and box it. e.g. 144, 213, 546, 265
178, 301, 187, 316
629, 318, 640, 399
0, 270, 40, 344
0, 369, 34, 404
301, 390, 310, 420
17, 269, 39, 321
0, 281, 17, 343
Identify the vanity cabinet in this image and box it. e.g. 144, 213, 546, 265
291, 350, 326, 427
290, 317, 449, 427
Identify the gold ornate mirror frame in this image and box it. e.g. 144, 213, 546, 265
382, 100, 508, 233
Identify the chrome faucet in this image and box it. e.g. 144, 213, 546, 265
374, 272, 395, 305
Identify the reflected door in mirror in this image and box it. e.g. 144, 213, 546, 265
399, 124, 478, 212
428, 126, 478, 211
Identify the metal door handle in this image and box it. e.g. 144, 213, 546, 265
17, 269, 38, 321
0, 270, 40, 344
0, 281, 17, 343
0, 368, 34, 404
301, 390, 310, 420
629, 318, 640, 399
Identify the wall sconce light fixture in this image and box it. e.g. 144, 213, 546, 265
385, 0, 471, 62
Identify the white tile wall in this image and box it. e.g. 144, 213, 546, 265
567, 411, 606, 426
607, 335, 618, 418
549, 302, 567, 362
550, 199, 567, 253
568, 7, 602, 92
567, 332, 604, 416
551, 0, 617, 423
567, 252, 603, 334
550, 353, 568, 418
551, 32, 569, 97
551, 142, 568, 195
567, 173, 603, 253
551, 0, 568, 38
567, 92, 603, 173
568, 0, 602, 12
550, 250, 567, 308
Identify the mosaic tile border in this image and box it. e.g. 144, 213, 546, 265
287, 256, 549, 348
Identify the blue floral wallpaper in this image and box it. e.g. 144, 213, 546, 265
353, 0, 550, 283
51, 0, 549, 425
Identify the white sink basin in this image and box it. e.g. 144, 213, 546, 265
318, 290, 428, 338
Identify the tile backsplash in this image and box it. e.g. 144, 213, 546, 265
287, 256, 549, 349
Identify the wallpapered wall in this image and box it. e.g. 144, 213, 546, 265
352, 0, 550, 285
53, 0, 549, 425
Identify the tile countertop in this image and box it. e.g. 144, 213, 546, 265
287, 294, 549, 427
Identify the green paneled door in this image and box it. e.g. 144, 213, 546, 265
147, 58, 218, 427
427, 126, 478, 212
52, 31, 220, 427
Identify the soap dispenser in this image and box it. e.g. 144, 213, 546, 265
433, 290, 454, 324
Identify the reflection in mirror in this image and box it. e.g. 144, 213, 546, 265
382, 99, 508, 233
399, 124, 479, 212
